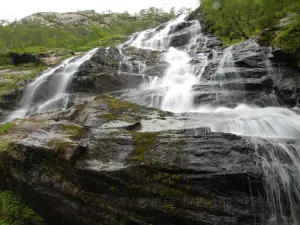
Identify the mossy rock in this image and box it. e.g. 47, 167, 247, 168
58, 124, 84, 140
0, 191, 44, 225
0, 123, 15, 135
48, 139, 73, 149
132, 132, 160, 155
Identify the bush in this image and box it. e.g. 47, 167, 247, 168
200, 0, 300, 48
273, 16, 300, 54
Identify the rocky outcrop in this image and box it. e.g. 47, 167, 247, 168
72, 47, 168, 94
18, 11, 119, 27
0, 95, 267, 225
196, 38, 300, 107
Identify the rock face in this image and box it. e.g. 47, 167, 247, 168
19, 11, 118, 27
194, 37, 300, 108
0, 96, 267, 225
72, 47, 168, 94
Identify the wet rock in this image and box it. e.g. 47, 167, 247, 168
124, 121, 142, 131
0, 96, 267, 225
169, 32, 191, 47
72, 47, 168, 94
171, 21, 194, 33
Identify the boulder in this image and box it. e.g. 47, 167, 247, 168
0, 95, 267, 225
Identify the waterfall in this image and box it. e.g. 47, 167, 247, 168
125, 15, 300, 224
4, 13, 300, 224
5, 48, 98, 121
125, 14, 209, 112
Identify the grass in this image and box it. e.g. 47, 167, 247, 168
0, 65, 45, 99
0, 191, 44, 225
75, 35, 126, 51
0, 123, 15, 135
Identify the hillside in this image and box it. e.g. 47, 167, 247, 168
19, 10, 119, 27
0, 8, 177, 62
189, 0, 300, 67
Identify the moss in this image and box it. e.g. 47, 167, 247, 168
59, 124, 84, 139
0, 191, 44, 225
185, 185, 192, 192
150, 50, 161, 58
102, 97, 139, 111
153, 173, 184, 185
168, 139, 187, 147
125, 46, 137, 54
98, 113, 118, 121
110, 187, 117, 192
0, 123, 15, 135
53, 173, 62, 182
131, 155, 144, 162
132, 132, 160, 155
159, 188, 184, 197
162, 178, 175, 185
69, 103, 86, 120
0, 140, 10, 152
48, 140, 73, 149
164, 204, 176, 212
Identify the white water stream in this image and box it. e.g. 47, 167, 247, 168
5, 48, 98, 122
125, 14, 300, 224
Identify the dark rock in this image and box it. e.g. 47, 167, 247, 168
169, 32, 191, 47
124, 121, 142, 131
9, 52, 42, 65
171, 21, 193, 33
72, 47, 168, 94
0, 97, 268, 225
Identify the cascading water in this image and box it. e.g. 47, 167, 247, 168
5, 48, 98, 122
121, 14, 300, 224
126, 14, 209, 112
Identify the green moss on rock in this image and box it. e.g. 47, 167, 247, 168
59, 124, 84, 139
48, 139, 73, 149
0, 123, 15, 135
132, 132, 160, 155
0, 191, 44, 225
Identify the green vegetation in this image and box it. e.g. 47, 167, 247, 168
101, 96, 139, 111
273, 16, 300, 55
132, 132, 159, 155
0, 8, 178, 68
0, 65, 45, 100
58, 124, 84, 140
0, 123, 15, 135
48, 139, 73, 149
0, 191, 44, 225
199, 0, 300, 55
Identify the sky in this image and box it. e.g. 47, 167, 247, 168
0, 0, 199, 21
